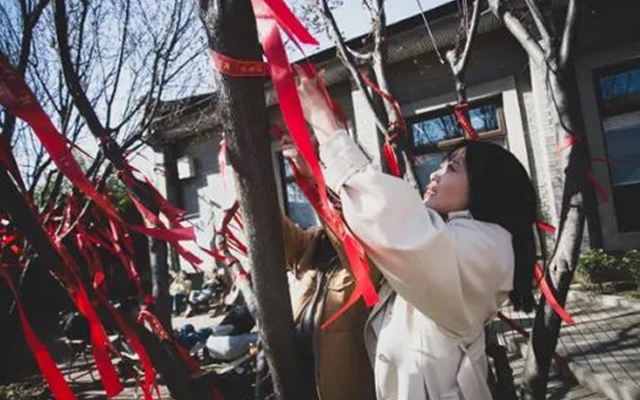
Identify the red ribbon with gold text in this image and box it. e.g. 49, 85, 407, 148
209, 0, 380, 322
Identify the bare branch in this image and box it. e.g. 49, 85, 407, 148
559, 0, 578, 69
446, 0, 481, 78
54, 0, 110, 139
523, 0, 551, 48
488, 0, 544, 65
105, 0, 131, 129
320, 0, 387, 133
346, 46, 373, 62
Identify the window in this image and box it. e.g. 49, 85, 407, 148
278, 154, 320, 229
595, 59, 640, 232
407, 96, 506, 190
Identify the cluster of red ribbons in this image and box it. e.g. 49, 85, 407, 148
208, 0, 381, 327
0, 50, 227, 399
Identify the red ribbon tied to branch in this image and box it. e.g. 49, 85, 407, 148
453, 103, 480, 141
0, 52, 122, 222
246, 0, 380, 323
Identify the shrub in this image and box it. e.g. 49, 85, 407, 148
621, 249, 640, 287
576, 249, 617, 285
0, 382, 48, 400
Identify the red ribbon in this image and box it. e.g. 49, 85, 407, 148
358, 72, 405, 176
586, 168, 610, 203
0, 267, 78, 400
72, 280, 124, 397
209, 50, 269, 77
555, 134, 611, 203
137, 310, 226, 400
453, 103, 480, 141
249, 0, 379, 318
536, 221, 557, 234
382, 139, 401, 178
557, 135, 581, 153
101, 298, 158, 400
0, 52, 122, 223
534, 263, 574, 325
218, 139, 228, 181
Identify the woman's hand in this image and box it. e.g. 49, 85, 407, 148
295, 66, 343, 141
282, 135, 313, 182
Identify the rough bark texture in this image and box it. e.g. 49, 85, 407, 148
488, 0, 600, 397
197, 0, 301, 398
521, 63, 595, 400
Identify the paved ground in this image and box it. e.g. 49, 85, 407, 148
39, 289, 640, 399
497, 290, 640, 400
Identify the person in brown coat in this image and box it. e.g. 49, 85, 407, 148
282, 200, 376, 400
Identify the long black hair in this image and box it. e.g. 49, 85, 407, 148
450, 141, 537, 312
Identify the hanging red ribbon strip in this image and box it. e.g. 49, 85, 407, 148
453, 103, 480, 141
534, 263, 574, 325
71, 277, 124, 397
138, 309, 227, 400
246, 0, 379, 319
0, 267, 78, 400
0, 52, 121, 222
100, 297, 158, 400
382, 137, 402, 177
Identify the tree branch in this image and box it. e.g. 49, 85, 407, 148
54, 0, 109, 140
488, 0, 545, 65
559, 0, 577, 69
320, 0, 387, 133
523, 0, 551, 49
446, 0, 481, 79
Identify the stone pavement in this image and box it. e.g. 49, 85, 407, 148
62, 290, 640, 399
497, 290, 640, 400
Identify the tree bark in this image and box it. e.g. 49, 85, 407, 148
521, 65, 595, 400
149, 238, 171, 329
197, 0, 301, 399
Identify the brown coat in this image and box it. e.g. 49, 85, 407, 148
282, 216, 376, 400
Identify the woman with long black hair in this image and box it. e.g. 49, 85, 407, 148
295, 73, 537, 400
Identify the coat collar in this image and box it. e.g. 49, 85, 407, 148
447, 209, 473, 221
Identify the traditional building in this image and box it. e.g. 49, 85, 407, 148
147, 0, 640, 271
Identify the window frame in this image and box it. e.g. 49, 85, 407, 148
406, 95, 507, 156
591, 57, 640, 233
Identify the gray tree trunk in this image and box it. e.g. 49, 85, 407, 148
522, 62, 598, 400
196, 0, 302, 398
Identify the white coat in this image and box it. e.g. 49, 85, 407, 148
319, 130, 515, 400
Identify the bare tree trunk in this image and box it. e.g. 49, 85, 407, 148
521, 65, 595, 400
149, 238, 171, 328
197, 0, 301, 398
486, 1, 599, 396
